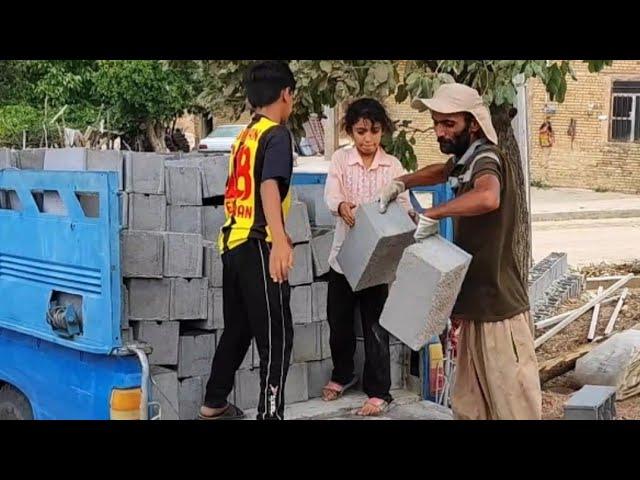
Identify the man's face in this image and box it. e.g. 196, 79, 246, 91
431, 111, 476, 156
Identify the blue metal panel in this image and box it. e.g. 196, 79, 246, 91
0, 170, 122, 354
0, 327, 140, 420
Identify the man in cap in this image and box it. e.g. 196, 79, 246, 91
378, 83, 541, 420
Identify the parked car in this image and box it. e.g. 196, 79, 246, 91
198, 124, 247, 154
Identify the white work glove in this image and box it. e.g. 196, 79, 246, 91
378, 180, 406, 213
413, 214, 439, 241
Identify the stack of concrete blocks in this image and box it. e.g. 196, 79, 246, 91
529, 252, 585, 324
380, 236, 472, 351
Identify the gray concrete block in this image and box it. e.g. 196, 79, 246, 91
132, 320, 179, 365
285, 201, 312, 244
177, 330, 216, 378
121, 230, 164, 278
128, 194, 167, 231
170, 278, 208, 320
289, 243, 313, 286
121, 327, 134, 344
252, 339, 260, 368
312, 282, 328, 323
43, 147, 87, 171
121, 283, 129, 330
191, 287, 223, 331
292, 323, 322, 362
203, 241, 223, 287
310, 229, 333, 277
564, 385, 617, 420
285, 363, 309, 404
380, 236, 472, 351
234, 368, 261, 410
150, 366, 179, 420
199, 155, 228, 198
294, 185, 335, 227
320, 321, 331, 359
120, 192, 128, 228
337, 201, 415, 291
0, 148, 16, 169
87, 149, 124, 190
307, 359, 333, 398
202, 206, 227, 242
240, 343, 253, 370
178, 376, 204, 420
163, 232, 203, 278
165, 165, 202, 206
127, 278, 171, 320
290, 285, 312, 325
167, 205, 203, 234
125, 152, 168, 194
13, 148, 45, 170
390, 343, 405, 390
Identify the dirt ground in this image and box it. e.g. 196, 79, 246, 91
538, 262, 640, 420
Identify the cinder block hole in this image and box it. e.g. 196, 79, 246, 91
33, 190, 67, 216
0, 189, 21, 211
75, 191, 100, 218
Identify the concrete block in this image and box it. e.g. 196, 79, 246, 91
177, 330, 216, 378
285, 363, 309, 404
178, 376, 204, 420
191, 287, 223, 331
234, 368, 261, 410
240, 343, 253, 370
564, 385, 617, 420
203, 241, 223, 287
337, 201, 415, 291
0, 148, 16, 169
294, 185, 335, 227
310, 229, 333, 277
165, 165, 202, 206
120, 192, 128, 228
121, 327, 134, 344
312, 282, 328, 323
199, 155, 228, 198
202, 206, 227, 242
127, 278, 171, 321
320, 321, 331, 359
170, 278, 208, 320
121, 283, 129, 330
285, 201, 312, 244
128, 193, 167, 231
132, 320, 179, 365
13, 148, 45, 170
150, 366, 179, 420
167, 205, 203, 234
289, 243, 313, 286
390, 343, 405, 390
121, 230, 164, 278
252, 339, 260, 368
292, 323, 322, 362
380, 236, 472, 351
290, 285, 312, 325
163, 232, 203, 278
124, 152, 168, 194
307, 359, 333, 398
87, 149, 124, 190
43, 147, 87, 171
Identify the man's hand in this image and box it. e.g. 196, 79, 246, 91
378, 180, 406, 213
338, 201, 356, 227
413, 214, 439, 241
269, 237, 294, 284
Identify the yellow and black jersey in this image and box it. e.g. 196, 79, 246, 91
218, 114, 294, 253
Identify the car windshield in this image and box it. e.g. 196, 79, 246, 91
207, 125, 244, 138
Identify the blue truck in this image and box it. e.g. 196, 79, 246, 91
0, 160, 452, 420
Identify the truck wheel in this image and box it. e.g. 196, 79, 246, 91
0, 385, 34, 420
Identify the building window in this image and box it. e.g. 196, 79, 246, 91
610, 81, 640, 142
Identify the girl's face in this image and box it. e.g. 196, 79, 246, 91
350, 118, 382, 157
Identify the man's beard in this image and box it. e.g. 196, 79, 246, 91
438, 128, 471, 156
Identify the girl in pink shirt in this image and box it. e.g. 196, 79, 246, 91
322, 98, 412, 416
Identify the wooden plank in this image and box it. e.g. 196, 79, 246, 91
539, 343, 595, 384
604, 288, 629, 336
587, 286, 603, 341
535, 274, 633, 349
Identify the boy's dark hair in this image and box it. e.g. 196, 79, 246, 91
342, 98, 394, 134
244, 61, 296, 109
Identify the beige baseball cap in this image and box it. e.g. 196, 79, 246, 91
411, 83, 498, 145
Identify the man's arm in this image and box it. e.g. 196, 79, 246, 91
423, 173, 501, 220
398, 163, 449, 189
261, 179, 293, 283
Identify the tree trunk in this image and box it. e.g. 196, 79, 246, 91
490, 105, 532, 290
145, 121, 168, 153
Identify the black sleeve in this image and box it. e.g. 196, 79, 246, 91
260, 125, 293, 186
